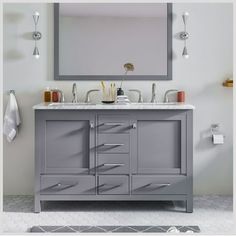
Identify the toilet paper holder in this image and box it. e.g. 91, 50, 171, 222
211, 124, 225, 144
211, 124, 220, 134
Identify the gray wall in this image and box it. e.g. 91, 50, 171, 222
3, 3, 233, 195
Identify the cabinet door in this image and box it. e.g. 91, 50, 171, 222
37, 111, 95, 174
133, 112, 187, 174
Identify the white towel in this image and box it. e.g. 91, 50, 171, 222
3, 93, 21, 142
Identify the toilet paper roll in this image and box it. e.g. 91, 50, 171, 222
212, 134, 224, 144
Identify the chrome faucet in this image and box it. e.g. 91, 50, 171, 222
72, 83, 78, 103
129, 89, 143, 103
85, 89, 100, 103
164, 89, 178, 103
150, 83, 157, 103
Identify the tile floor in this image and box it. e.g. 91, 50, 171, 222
2, 195, 235, 234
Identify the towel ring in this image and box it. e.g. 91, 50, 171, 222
9, 90, 15, 95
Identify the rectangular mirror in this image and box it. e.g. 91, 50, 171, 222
54, 3, 172, 80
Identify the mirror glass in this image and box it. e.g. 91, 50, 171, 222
55, 3, 172, 80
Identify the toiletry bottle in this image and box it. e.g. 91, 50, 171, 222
52, 89, 59, 102
44, 87, 51, 102
177, 91, 185, 103
117, 87, 124, 96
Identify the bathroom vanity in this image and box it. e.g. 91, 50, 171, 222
34, 103, 194, 213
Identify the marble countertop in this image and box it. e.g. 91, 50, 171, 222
33, 102, 195, 110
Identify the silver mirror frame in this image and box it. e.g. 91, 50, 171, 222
54, 3, 172, 81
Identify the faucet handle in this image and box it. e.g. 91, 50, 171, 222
152, 83, 156, 90
72, 83, 77, 94
150, 83, 157, 103
72, 83, 78, 103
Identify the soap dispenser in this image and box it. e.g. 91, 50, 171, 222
117, 87, 124, 96
44, 87, 51, 102
52, 88, 59, 102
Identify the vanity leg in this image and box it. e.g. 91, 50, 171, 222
34, 198, 41, 213
186, 198, 193, 213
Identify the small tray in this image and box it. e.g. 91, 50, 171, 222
223, 79, 233, 87
102, 101, 115, 104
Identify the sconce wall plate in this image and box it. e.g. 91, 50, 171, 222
32, 31, 42, 41
180, 31, 189, 40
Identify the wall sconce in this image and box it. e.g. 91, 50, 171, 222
32, 11, 42, 59
180, 12, 189, 59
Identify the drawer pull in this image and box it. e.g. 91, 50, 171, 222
145, 183, 170, 188
50, 182, 78, 189
90, 122, 95, 129
103, 123, 124, 126
103, 143, 124, 146
99, 183, 122, 192
103, 163, 124, 167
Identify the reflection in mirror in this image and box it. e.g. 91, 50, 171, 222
55, 3, 172, 80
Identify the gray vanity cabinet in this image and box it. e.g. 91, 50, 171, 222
35, 109, 193, 213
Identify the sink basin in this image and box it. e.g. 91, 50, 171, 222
48, 102, 181, 106
131, 102, 180, 105
48, 102, 96, 106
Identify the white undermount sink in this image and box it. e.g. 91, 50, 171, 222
48, 102, 181, 106
48, 102, 96, 106
130, 102, 180, 105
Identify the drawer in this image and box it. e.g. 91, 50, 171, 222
98, 115, 131, 133
97, 154, 129, 174
132, 175, 187, 195
40, 175, 96, 195
97, 134, 129, 154
98, 176, 129, 195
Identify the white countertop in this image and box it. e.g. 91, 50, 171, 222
33, 102, 195, 110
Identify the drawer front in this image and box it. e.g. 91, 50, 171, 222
40, 175, 96, 195
98, 115, 131, 133
97, 154, 129, 174
98, 134, 129, 154
132, 175, 187, 195
98, 176, 129, 195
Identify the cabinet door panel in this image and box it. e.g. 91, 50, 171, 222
44, 120, 90, 173
136, 117, 186, 174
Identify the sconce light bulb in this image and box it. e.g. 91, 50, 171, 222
34, 11, 40, 16
182, 12, 189, 25
33, 11, 40, 25
183, 54, 189, 59
33, 46, 40, 59
182, 46, 189, 59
